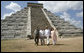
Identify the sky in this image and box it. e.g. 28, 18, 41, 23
1, 1, 83, 29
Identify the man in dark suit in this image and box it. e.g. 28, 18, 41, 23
34, 27, 39, 46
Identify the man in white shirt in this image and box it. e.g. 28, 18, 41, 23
39, 29, 45, 45
44, 26, 51, 46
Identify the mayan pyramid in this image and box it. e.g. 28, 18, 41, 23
1, 3, 83, 39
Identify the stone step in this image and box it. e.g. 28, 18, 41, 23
53, 22, 70, 26
54, 27, 76, 30
1, 26, 26, 30
51, 20, 66, 22
5, 16, 28, 20
16, 13, 28, 15
2, 23, 27, 25
1, 35, 15, 38
56, 27, 78, 30
1, 29, 26, 32
58, 30, 83, 34
58, 29, 82, 33
15, 14, 28, 16
61, 33, 83, 37
1, 23, 27, 26
54, 24, 76, 28
57, 28, 82, 31
58, 25, 76, 28
6, 20, 28, 23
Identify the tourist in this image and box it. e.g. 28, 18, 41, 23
51, 27, 57, 45
39, 28, 45, 45
44, 26, 51, 46
34, 27, 39, 46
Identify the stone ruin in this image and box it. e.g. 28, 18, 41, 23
1, 3, 83, 40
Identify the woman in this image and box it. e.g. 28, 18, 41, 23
51, 28, 57, 45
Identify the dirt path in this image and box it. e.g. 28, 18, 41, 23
1, 37, 83, 52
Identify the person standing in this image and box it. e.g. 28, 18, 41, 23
44, 26, 51, 46
51, 27, 57, 45
34, 27, 39, 46
39, 28, 45, 45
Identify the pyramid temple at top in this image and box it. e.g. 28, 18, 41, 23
1, 3, 83, 39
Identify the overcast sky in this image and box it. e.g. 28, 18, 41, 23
1, 1, 83, 29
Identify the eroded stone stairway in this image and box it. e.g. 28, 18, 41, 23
31, 7, 51, 38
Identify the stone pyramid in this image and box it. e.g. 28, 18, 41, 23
1, 3, 83, 39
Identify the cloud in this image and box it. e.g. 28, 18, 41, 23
60, 12, 71, 21
5, 2, 21, 12
76, 11, 83, 17
38, 1, 83, 13
70, 19, 83, 29
60, 12, 83, 29
2, 2, 21, 19
2, 12, 14, 19
69, 1, 83, 10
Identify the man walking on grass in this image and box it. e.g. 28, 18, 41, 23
34, 27, 39, 46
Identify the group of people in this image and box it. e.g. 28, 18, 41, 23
34, 26, 57, 46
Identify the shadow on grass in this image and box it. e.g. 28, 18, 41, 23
37, 43, 66, 46
56, 44, 65, 45
49, 43, 65, 45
